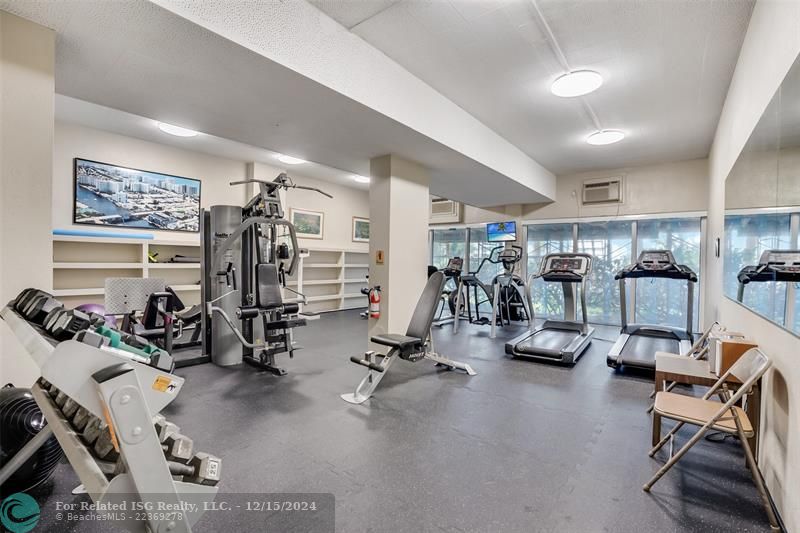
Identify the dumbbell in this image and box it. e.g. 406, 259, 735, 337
82, 418, 106, 446
154, 417, 180, 443
48, 384, 59, 399
22, 295, 64, 325
62, 398, 80, 418
72, 407, 92, 432
55, 391, 69, 408
163, 433, 194, 463
45, 309, 94, 341
167, 453, 221, 486
94, 428, 119, 461
14, 289, 50, 313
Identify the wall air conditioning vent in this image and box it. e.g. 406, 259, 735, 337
429, 196, 462, 223
582, 177, 623, 205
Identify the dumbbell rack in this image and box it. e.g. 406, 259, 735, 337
0, 304, 218, 532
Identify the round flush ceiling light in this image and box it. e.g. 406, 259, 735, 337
277, 154, 306, 165
157, 122, 199, 137
551, 70, 603, 98
352, 175, 370, 184
586, 129, 625, 145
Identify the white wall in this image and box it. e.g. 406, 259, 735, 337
0, 12, 54, 386
707, 0, 800, 529
54, 121, 249, 242
451, 157, 709, 226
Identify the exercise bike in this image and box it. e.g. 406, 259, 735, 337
452, 245, 532, 338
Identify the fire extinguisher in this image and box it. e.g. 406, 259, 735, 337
368, 286, 381, 319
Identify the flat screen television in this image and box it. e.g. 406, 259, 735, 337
73, 158, 201, 233
487, 221, 516, 242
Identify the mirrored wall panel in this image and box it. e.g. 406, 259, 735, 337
724, 56, 800, 336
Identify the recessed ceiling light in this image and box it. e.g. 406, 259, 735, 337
276, 154, 306, 165
352, 175, 370, 184
551, 70, 603, 98
586, 129, 625, 145
157, 122, 199, 137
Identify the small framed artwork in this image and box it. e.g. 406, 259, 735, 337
352, 217, 370, 242
290, 208, 324, 239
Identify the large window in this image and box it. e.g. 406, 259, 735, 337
577, 221, 634, 325
431, 229, 467, 270
724, 214, 793, 326
468, 227, 504, 285
636, 218, 702, 330
526, 223, 574, 319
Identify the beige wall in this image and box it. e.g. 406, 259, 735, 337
450, 157, 709, 227
54, 121, 250, 243
0, 13, 55, 386
707, 0, 800, 529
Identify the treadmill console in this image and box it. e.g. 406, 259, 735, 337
738, 250, 800, 286
637, 250, 676, 271
544, 256, 589, 276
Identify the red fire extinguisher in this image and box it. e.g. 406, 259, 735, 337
368, 286, 381, 319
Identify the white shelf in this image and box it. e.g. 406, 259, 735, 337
305, 263, 342, 268
342, 278, 368, 284
297, 279, 340, 286
342, 293, 367, 299
53, 262, 143, 269
344, 263, 368, 268
53, 288, 105, 297
147, 263, 201, 269
306, 294, 343, 303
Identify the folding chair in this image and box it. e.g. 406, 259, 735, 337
643, 348, 778, 529
646, 321, 726, 414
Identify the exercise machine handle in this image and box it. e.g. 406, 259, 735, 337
349, 355, 385, 372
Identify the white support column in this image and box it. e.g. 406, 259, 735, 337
0, 12, 55, 385
368, 155, 430, 344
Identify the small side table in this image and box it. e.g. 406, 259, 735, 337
653, 352, 760, 454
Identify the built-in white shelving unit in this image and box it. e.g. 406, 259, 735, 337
51, 236, 367, 315
52, 235, 202, 309
286, 246, 370, 314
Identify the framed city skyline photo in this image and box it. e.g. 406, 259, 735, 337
73, 158, 201, 233
352, 217, 369, 242
291, 208, 324, 239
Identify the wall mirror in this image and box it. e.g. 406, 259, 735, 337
724, 55, 800, 336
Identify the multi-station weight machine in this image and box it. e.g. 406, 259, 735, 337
201, 173, 332, 375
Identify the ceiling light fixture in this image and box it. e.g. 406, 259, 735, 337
352, 175, 370, 184
551, 70, 603, 98
277, 154, 306, 165
586, 129, 625, 146
157, 122, 199, 137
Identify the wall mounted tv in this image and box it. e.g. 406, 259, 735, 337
73, 158, 201, 233
487, 221, 516, 242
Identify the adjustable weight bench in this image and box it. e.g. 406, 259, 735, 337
341, 271, 476, 405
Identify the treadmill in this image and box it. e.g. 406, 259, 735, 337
607, 250, 697, 371
737, 249, 800, 302
506, 253, 594, 364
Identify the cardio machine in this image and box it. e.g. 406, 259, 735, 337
607, 250, 697, 371
737, 249, 800, 302
452, 245, 532, 338
506, 253, 594, 364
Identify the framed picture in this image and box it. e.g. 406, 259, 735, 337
73, 158, 201, 233
352, 217, 370, 242
291, 208, 324, 239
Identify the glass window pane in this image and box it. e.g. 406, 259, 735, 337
636, 218, 702, 330
526, 223, 574, 319
431, 228, 467, 270
724, 214, 792, 326
468, 227, 504, 285
577, 221, 634, 325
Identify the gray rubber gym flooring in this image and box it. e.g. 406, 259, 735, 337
37, 310, 775, 532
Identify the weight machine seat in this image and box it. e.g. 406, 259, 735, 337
370, 333, 423, 351
176, 304, 202, 323
256, 263, 284, 309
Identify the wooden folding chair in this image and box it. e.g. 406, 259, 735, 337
643, 348, 778, 530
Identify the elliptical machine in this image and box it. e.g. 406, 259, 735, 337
201, 173, 332, 375
452, 245, 532, 338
